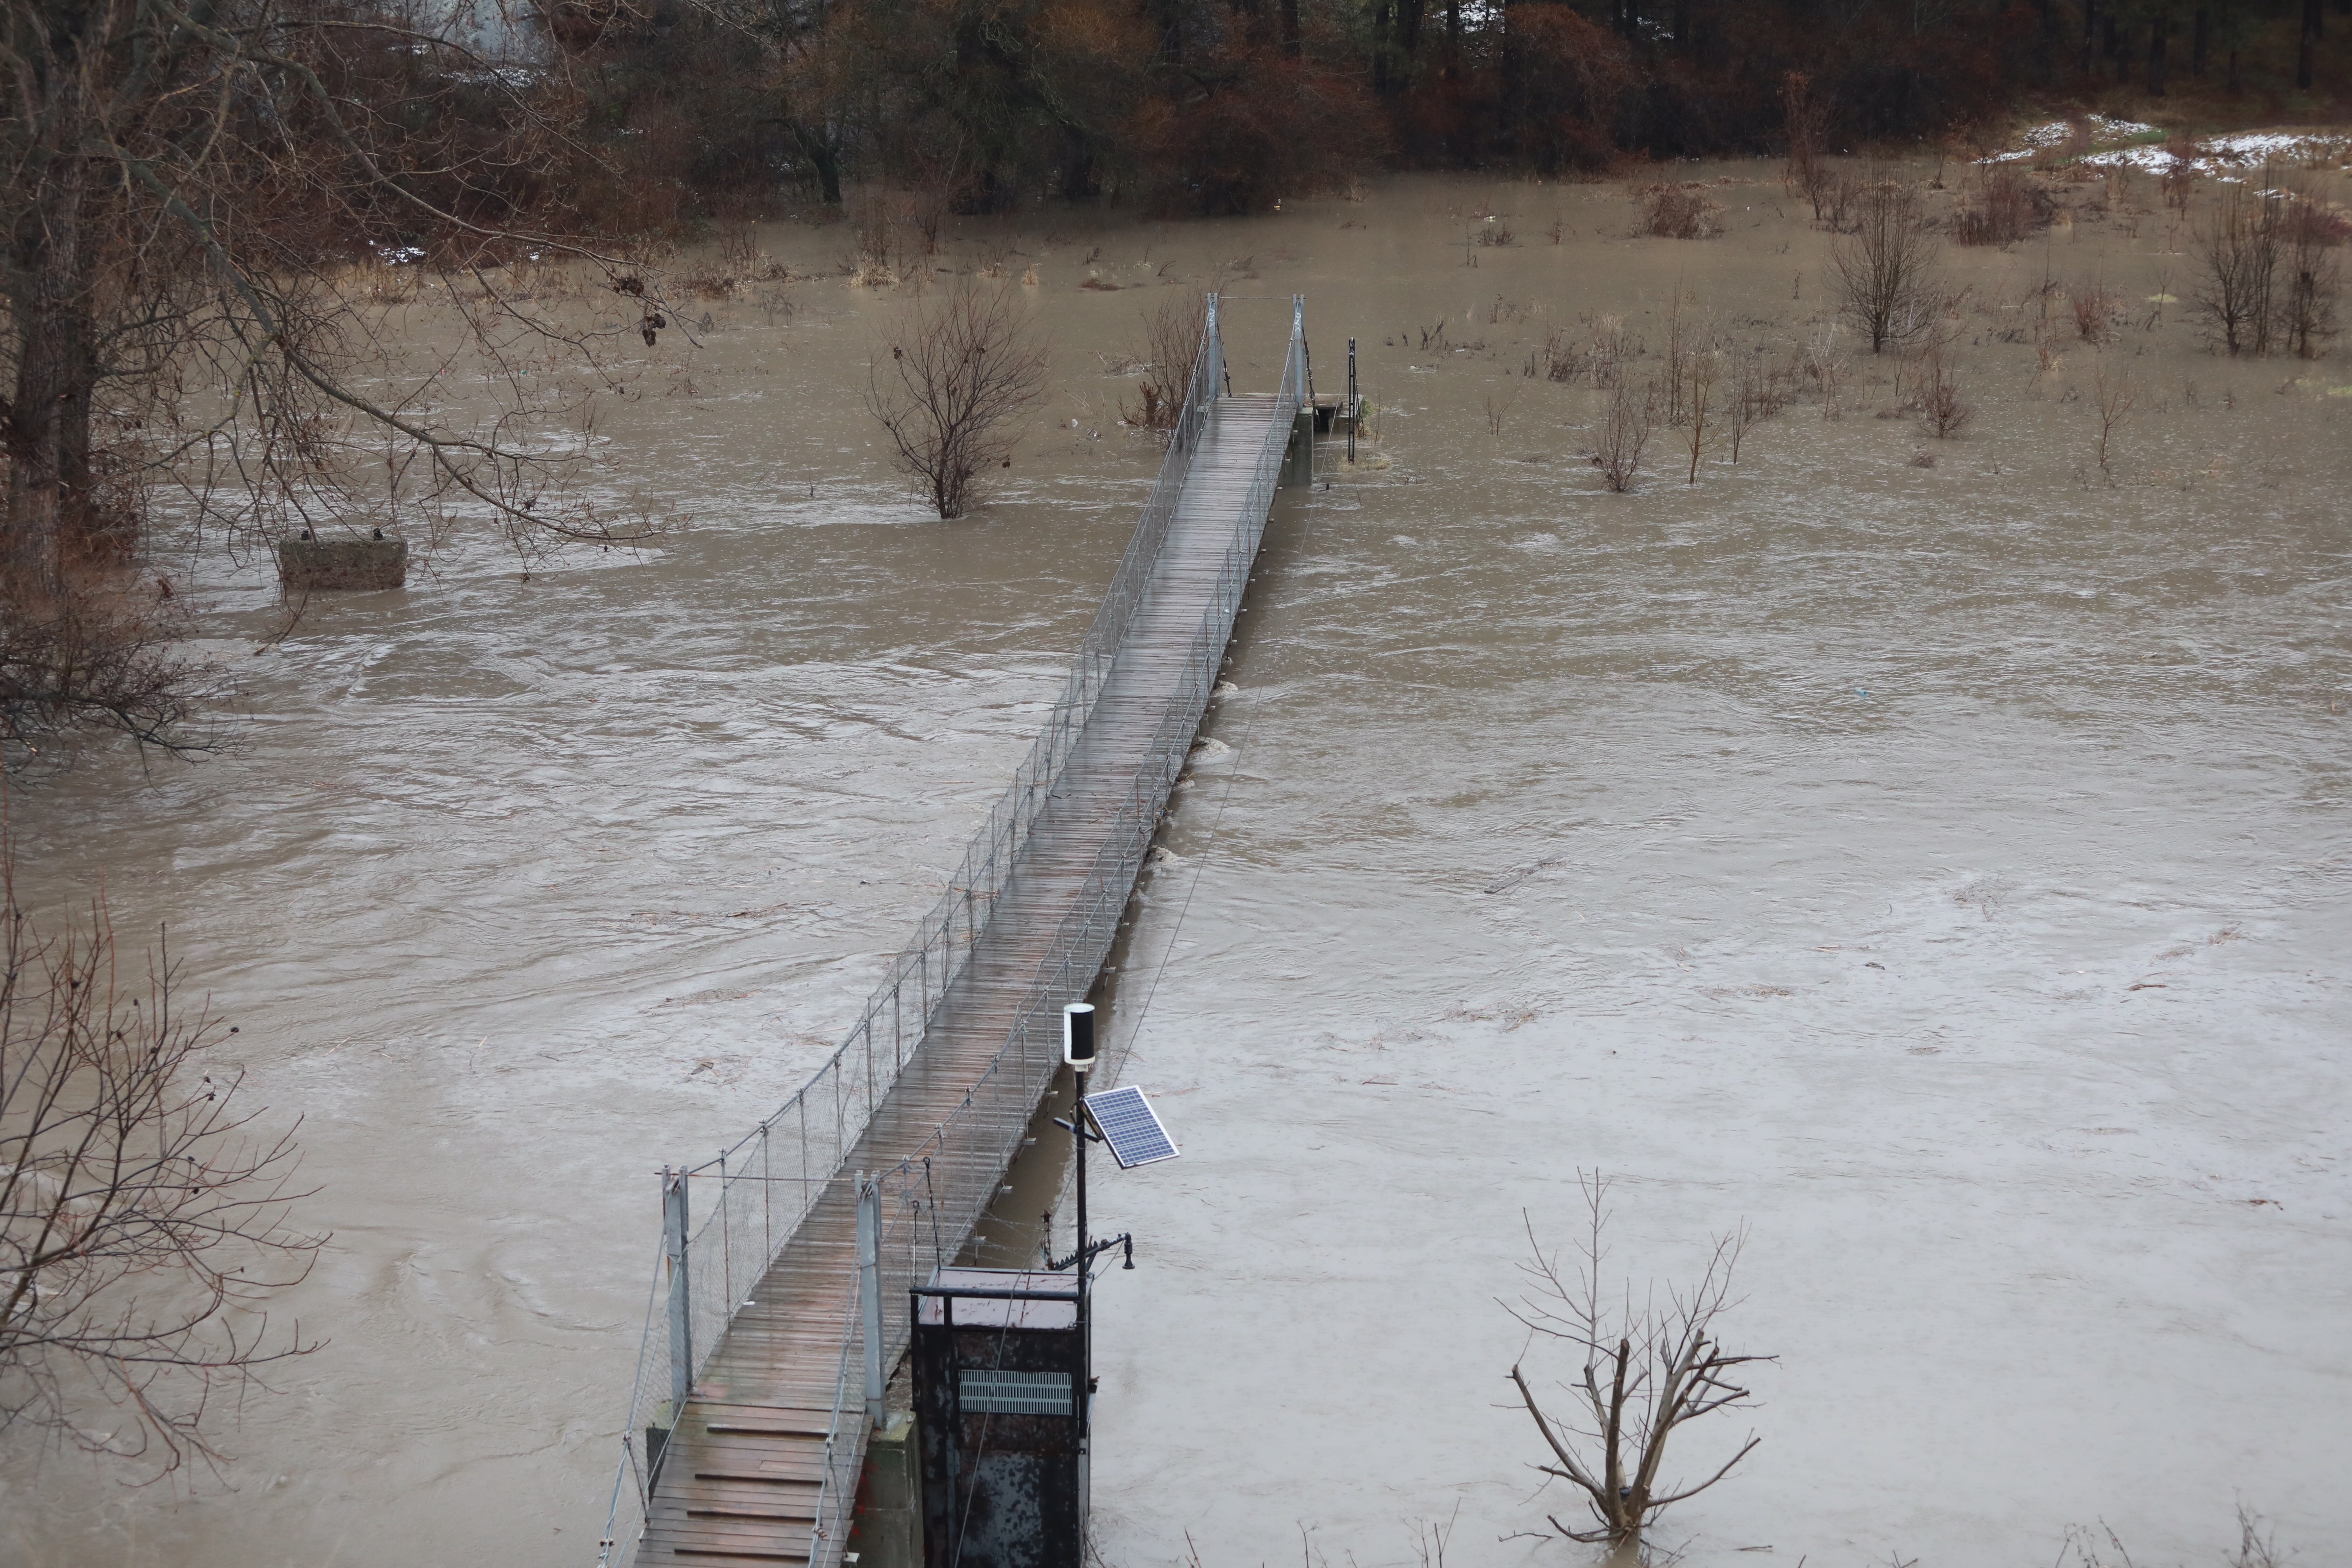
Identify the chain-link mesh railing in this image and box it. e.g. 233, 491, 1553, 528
597, 297, 1301, 1568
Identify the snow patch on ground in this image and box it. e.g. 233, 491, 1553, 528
1982, 120, 2350, 179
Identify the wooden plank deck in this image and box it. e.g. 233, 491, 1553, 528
634, 393, 1289, 1566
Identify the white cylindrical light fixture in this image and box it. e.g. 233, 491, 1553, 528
1063, 1002, 1097, 1069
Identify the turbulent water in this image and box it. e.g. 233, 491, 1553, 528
3, 166, 2347, 1568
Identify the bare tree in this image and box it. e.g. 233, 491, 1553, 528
2194, 179, 2283, 356
1592, 378, 1655, 494
1506, 1172, 1770, 1546
2, 0, 658, 754
1125, 292, 1209, 430
2278, 178, 2343, 360
2, 846, 321, 1477
1833, 178, 1944, 353
866, 280, 1048, 520
1725, 346, 1787, 462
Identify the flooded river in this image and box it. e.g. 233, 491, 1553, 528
2, 166, 2346, 1568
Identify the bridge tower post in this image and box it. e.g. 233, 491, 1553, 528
664, 1167, 692, 1435
859, 1173, 886, 1427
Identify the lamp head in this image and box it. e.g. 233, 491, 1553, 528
1063, 1003, 1097, 1069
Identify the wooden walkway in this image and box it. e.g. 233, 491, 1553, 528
632, 393, 1291, 1565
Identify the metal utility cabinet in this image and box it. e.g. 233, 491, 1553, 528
910, 1268, 1087, 1568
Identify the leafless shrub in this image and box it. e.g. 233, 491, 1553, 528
1954, 166, 2041, 246
1523, 328, 1584, 383
1123, 293, 1209, 430
1834, 178, 1944, 352
1635, 184, 1724, 240
1592, 379, 1657, 493
1660, 298, 1696, 424
2072, 281, 2120, 344
2092, 355, 2135, 475
2161, 150, 2199, 216
1914, 347, 1972, 437
2055, 1522, 2141, 1568
2223, 1504, 2286, 1568
1482, 390, 1516, 438
1, 574, 214, 758
1, 845, 321, 1478
1476, 217, 1516, 248
1683, 350, 1721, 481
1805, 328, 1846, 418
1725, 348, 1788, 462
2195, 179, 2283, 356
865, 281, 1048, 519
1506, 1172, 1770, 1545
1816, 168, 1865, 232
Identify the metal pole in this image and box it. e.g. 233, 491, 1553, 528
859, 1173, 885, 1428
1348, 337, 1357, 464
664, 1167, 692, 1430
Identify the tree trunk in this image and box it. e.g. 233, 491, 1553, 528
1398, 0, 1425, 56
1281, 0, 1299, 54
2148, 15, 2168, 93
2192, 6, 2208, 75
794, 124, 845, 206
2298, 0, 2319, 87
1371, 0, 1392, 92
2081, 0, 2098, 76
5, 152, 105, 586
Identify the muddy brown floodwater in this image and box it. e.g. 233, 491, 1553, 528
2, 162, 2347, 1568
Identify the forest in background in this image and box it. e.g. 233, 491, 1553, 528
3, 0, 2347, 756
564, 0, 2352, 224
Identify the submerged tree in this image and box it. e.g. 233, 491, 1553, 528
865, 280, 1047, 520
1, 844, 322, 1476
1506, 1172, 1771, 1546
1833, 178, 1944, 353
2195, 179, 2284, 356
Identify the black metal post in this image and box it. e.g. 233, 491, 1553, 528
1062, 1000, 1097, 1568
1347, 338, 1358, 463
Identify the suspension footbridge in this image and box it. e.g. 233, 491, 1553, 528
599, 296, 1315, 1568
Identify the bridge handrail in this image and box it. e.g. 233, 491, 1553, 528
597, 296, 1302, 1568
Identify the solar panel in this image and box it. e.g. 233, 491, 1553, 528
1082, 1086, 1180, 1169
